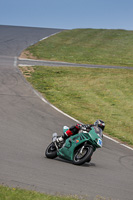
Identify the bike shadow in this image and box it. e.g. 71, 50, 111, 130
54, 157, 96, 167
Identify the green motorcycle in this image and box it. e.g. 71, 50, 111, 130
45, 125, 103, 165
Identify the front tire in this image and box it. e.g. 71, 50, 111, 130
73, 145, 93, 165
45, 142, 57, 159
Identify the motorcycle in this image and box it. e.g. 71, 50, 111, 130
45, 125, 103, 165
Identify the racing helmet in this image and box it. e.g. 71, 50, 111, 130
94, 120, 105, 131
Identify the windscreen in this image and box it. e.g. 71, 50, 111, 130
93, 126, 103, 138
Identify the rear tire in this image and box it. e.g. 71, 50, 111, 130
45, 142, 57, 159
73, 145, 93, 165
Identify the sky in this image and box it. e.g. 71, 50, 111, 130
0, 0, 133, 30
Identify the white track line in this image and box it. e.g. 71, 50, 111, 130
14, 57, 17, 67
18, 58, 70, 65
39, 32, 61, 42
103, 135, 119, 143
120, 144, 133, 151
33, 88, 81, 123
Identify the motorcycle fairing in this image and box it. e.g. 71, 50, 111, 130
57, 127, 101, 161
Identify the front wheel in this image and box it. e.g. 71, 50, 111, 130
73, 145, 93, 165
45, 142, 57, 159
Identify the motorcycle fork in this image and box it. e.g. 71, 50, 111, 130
54, 141, 59, 151
80, 142, 87, 154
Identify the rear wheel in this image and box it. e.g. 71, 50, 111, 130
73, 145, 93, 165
45, 142, 57, 159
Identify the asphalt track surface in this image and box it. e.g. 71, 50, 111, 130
0, 25, 133, 200
18, 58, 133, 70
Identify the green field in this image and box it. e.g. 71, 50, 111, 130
20, 66, 133, 146
22, 29, 133, 67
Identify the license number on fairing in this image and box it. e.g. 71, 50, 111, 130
97, 138, 102, 147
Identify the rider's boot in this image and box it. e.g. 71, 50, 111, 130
56, 136, 64, 143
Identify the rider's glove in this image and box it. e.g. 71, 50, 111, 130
81, 125, 87, 131
82, 125, 91, 131
86, 125, 91, 129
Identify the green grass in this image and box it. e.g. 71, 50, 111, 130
0, 185, 109, 200
23, 29, 133, 67
0, 185, 80, 200
20, 66, 133, 146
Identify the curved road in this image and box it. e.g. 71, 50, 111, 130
0, 25, 133, 200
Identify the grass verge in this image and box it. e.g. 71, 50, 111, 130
0, 185, 111, 200
20, 66, 133, 146
21, 29, 133, 67
0, 185, 80, 200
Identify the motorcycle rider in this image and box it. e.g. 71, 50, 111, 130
56, 119, 105, 145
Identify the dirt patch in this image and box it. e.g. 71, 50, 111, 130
19, 50, 37, 60
19, 66, 35, 78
